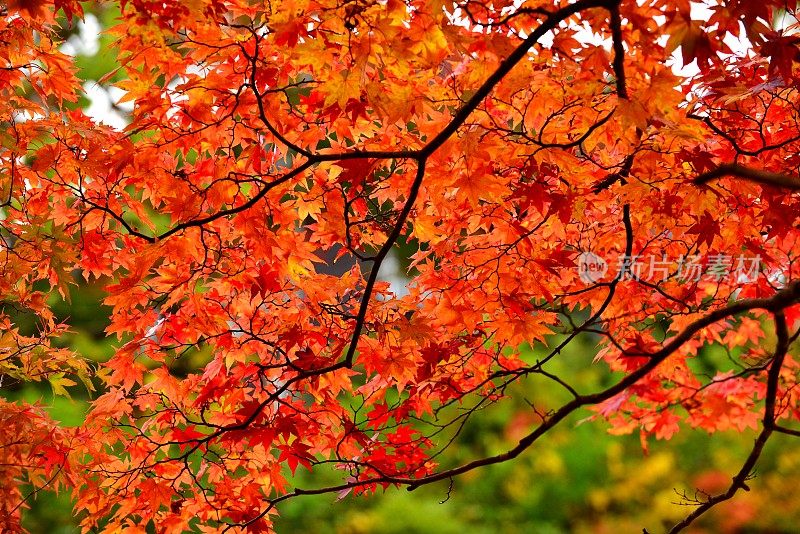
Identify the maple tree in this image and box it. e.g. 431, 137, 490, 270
2, 0, 800, 531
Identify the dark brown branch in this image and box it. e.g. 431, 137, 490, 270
519, 202, 632, 373
592, 151, 633, 192
668, 311, 790, 533
247, 33, 313, 158
341, 161, 426, 367
774, 424, 800, 437
688, 113, 800, 157
269, 281, 800, 497
219, 282, 800, 533
419, 0, 614, 159
608, 2, 627, 99
155, 160, 314, 241
114, 0, 615, 245
694, 163, 800, 191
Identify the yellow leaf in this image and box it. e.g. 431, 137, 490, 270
322, 70, 361, 109
288, 256, 312, 282
49, 372, 76, 398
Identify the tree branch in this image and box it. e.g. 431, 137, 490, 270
694, 163, 800, 191
266, 281, 800, 498
668, 311, 790, 533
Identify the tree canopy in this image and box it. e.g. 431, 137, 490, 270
2, 0, 800, 531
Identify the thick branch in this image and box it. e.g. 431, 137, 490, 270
275, 281, 800, 496
419, 0, 614, 158
668, 312, 790, 533
608, 3, 627, 99
694, 163, 800, 191
341, 161, 426, 366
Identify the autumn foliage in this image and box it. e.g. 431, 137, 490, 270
2, 0, 800, 531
